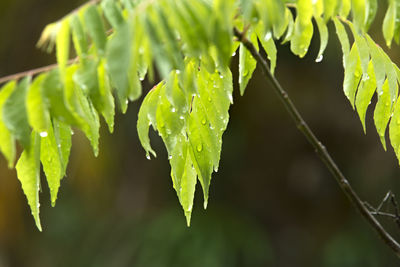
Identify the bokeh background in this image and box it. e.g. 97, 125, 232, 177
1, 1, 400, 266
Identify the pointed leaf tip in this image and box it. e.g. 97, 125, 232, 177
185, 211, 192, 227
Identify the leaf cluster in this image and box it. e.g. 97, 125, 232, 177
1, 0, 400, 229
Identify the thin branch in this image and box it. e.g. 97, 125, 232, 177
233, 27, 400, 257
0, 58, 76, 85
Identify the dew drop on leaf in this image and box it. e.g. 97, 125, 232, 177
315, 55, 323, 63
201, 118, 206, 125
196, 144, 203, 152
40, 131, 48, 138
264, 31, 272, 41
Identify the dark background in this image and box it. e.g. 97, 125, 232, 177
1, 1, 400, 266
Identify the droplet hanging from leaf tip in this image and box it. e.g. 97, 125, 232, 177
146, 153, 151, 160
40, 131, 48, 137
315, 55, 323, 63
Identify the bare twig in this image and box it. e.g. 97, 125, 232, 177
233, 27, 400, 257
0, 59, 76, 85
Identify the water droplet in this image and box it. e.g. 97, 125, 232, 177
179, 115, 185, 120
362, 74, 370, 81
219, 75, 224, 79
125, 100, 129, 105
176, 70, 181, 74
146, 154, 151, 160
214, 167, 219, 172
315, 55, 323, 63
57, 144, 61, 148
168, 155, 172, 160
208, 97, 212, 102
70, 130, 75, 135
201, 118, 206, 125
232, 51, 236, 57
379, 91, 383, 96
140, 76, 145, 81
196, 144, 203, 152
171, 107, 176, 112
264, 31, 272, 41
40, 131, 48, 137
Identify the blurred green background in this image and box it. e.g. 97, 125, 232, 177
1, 1, 400, 266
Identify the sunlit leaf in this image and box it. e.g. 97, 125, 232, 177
16, 132, 41, 231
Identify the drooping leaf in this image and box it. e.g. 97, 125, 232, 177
40, 118, 64, 206
365, 35, 386, 95
343, 43, 362, 108
84, 5, 107, 56
314, 16, 328, 62
3, 77, 32, 149
374, 79, 392, 150
16, 132, 41, 231
56, 18, 70, 81
355, 61, 376, 132
0, 81, 16, 168
239, 30, 258, 95
137, 84, 162, 159
290, 0, 314, 57
26, 74, 50, 134
383, 0, 397, 47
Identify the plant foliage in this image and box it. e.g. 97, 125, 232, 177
1, 0, 400, 229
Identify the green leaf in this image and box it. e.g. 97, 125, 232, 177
340, 0, 351, 17
0, 81, 16, 168
56, 18, 70, 81
259, 33, 277, 75
366, 0, 378, 30
102, 0, 125, 29
323, 0, 338, 21
40, 119, 64, 206
3, 77, 32, 149
374, 79, 392, 150
53, 119, 72, 176
239, 31, 257, 95
42, 69, 77, 124
290, 0, 314, 57
314, 16, 328, 62
179, 144, 197, 226
343, 43, 362, 108
352, 0, 367, 31
348, 22, 370, 75
383, 0, 396, 47
187, 95, 215, 208
273, 7, 290, 39
84, 5, 107, 56
282, 8, 295, 44
65, 66, 100, 156
97, 60, 115, 132
355, 61, 376, 132
16, 132, 41, 231
333, 17, 350, 61
137, 84, 162, 159
365, 35, 386, 95
70, 14, 89, 60
389, 97, 400, 164
26, 74, 50, 134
